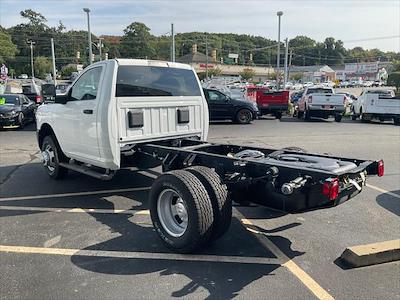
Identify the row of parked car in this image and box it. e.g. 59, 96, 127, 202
0, 79, 73, 129
203, 83, 399, 125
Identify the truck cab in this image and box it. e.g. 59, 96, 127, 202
36, 59, 209, 172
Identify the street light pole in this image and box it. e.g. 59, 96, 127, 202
276, 11, 283, 90
284, 38, 289, 88
171, 23, 175, 62
27, 40, 35, 78
98, 37, 103, 60
83, 8, 93, 65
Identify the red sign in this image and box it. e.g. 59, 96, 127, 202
199, 64, 214, 69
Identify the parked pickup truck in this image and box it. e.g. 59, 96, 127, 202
297, 87, 345, 122
246, 88, 289, 119
37, 59, 384, 253
351, 89, 400, 124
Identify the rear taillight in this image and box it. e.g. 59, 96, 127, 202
35, 95, 42, 103
308, 95, 312, 103
322, 178, 339, 201
377, 160, 384, 177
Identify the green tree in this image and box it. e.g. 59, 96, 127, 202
239, 68, 255, 81
387, 72, 400, 91
0, 28, 18, 63
34, 56, 52, 78
120, 22, 155, 59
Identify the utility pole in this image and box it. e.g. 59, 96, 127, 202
284, 38, 289, 88
98, 37, 103, 60
288, 49, 293, 81
83, 8, 92, 65
171, 23, 175, 62
51, 38, 57, 85
27, 40, 35, 78
205, 35, 209, 79
276, 11, 283, 90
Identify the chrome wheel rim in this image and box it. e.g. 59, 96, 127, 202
239, 110, 251, 123
157, 189, 188, 237
42, 144, 56, 172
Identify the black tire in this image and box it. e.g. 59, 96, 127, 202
235, 109, 253, 124
334, 114, 342, 122
18, 112, 25, 129
149, 170, 214, 253
297, 110, 304, 119
275, 111, 282, 119
41, 135, 68, 179
304, 109, 311, 121
186, 166, 232, 241
351, 111, 357, 121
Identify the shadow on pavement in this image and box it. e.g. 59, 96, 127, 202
376, 190, 400, 216
69, 196, 304, 299
1, 160, 306, 299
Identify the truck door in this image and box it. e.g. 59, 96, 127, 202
67, 65, 103, 162
206, 90, 232, 119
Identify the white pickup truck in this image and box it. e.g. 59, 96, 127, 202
37, 59, 384, 253
297, 87, 346, 122
351, 89, 400, 124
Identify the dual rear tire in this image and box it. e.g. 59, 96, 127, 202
149, 167, 231, 253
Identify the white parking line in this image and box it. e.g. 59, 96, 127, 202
0, 205, 150, 215
239, 214, 334, 300
0, 245, 281, 265
0, 187, 151, 202
366, 184, 400, 199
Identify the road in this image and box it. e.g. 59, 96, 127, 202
0, 117, 399, 300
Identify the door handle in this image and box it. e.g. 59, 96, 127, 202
83, 109, 93, 114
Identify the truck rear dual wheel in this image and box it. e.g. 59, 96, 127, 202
186, 166, 232, 241
149, 168, 232, 253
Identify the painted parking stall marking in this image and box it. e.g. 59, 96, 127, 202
0, 245, 281, 265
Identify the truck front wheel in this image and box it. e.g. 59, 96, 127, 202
149, 170, 214, 253
41, 136, 68, 179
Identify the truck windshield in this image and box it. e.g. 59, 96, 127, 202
307, 88, 333, 94
116, 66, 201, 97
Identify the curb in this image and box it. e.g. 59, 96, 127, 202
340, 239, 400, 268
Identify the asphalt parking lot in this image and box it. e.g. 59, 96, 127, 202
0, 117, 399, 300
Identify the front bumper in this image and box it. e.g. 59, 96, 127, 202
0, 116, 19, 127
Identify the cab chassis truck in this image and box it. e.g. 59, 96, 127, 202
38, 59, 384, 253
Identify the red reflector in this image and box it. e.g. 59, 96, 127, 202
35, 95, 42, 103
378, 160, 384, 177
322, 178, 339, 201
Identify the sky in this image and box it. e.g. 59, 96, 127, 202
1, 0, 399, 52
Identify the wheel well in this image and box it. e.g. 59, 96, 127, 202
38, 123, 56, 149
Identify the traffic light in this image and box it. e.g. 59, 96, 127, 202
220, 57, 223, 64
104, 52, 108, 60
92, 53, 95, 62
76, 51, 80, 59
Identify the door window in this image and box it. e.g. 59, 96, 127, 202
70, 67, 102, 101
207, 90, 226, 102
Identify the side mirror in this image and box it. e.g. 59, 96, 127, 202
41, 84, 56, 102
